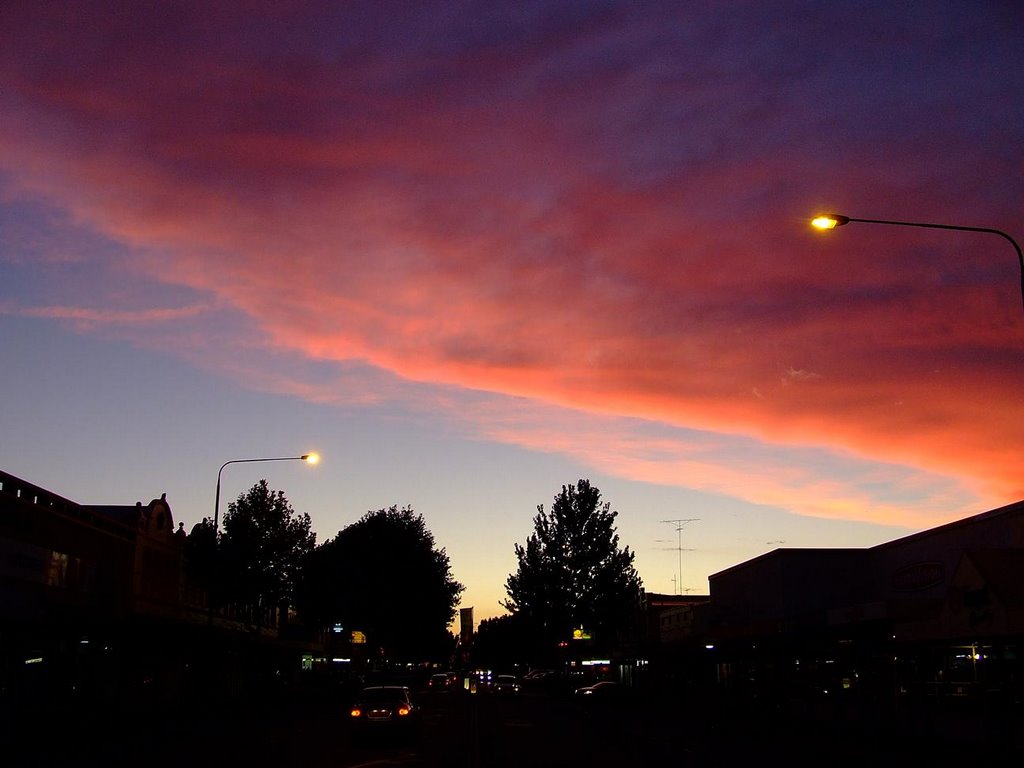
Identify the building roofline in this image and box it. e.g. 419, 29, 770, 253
709, 547, 867, 581
709, 499, 1024, 582
870, 499, 1024, 552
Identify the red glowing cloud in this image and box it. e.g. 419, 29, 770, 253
1, 2, 1021, 524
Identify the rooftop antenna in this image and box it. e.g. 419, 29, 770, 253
661, 518, 699, 594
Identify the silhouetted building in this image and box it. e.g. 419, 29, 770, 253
0, 471, 189, 624
460, 606, 474, 644
707, 499, 1024, 644
0, 469, 322, 735
702, 499, 1024, 731
643, 592, 711, 645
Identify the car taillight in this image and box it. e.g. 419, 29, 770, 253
350, 708, 362, 717
398, 706, 410, 716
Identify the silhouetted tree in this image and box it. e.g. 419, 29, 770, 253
504, 480, 642, 654
219, 480, 315, 621
297, 505, 464, 662
472, 613, 532, 670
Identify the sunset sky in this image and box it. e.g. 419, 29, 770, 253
2, 1, 1022, 625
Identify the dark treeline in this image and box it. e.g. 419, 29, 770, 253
187, 483, 464, 663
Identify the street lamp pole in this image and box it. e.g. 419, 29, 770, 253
213, 453, 319, 536
811, 213, 1024, 312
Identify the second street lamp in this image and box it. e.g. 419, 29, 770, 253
811, 213, 1024, 313
213, 452, 319, 537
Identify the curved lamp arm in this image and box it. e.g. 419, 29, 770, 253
812, 213, 1024, 313
213, 453, 319, 534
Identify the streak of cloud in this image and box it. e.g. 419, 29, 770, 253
8, 303, 206, 327
1, 1, 1021, 525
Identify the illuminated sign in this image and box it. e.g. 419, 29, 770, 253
572, 627, 592, 640
351, 630, 367, 644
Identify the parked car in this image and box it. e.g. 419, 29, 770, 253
429, 672, 457, 690
493, 674, 521, 694
574, 680, 621, 697
349, 686, 419, 731
521, 669, 561, 692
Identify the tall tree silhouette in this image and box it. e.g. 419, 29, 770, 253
504, 480, 642, 651
219, 479, 315, 620
298, 505, 464, 662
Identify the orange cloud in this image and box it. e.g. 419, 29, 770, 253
1, 2, 1021, 527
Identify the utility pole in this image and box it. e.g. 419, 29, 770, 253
661, 518, 699, 595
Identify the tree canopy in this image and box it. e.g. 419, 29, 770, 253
298, 505, 464, 662
219, 479, 316, 617
472, 613, 532, 670
504, 479, 642, 652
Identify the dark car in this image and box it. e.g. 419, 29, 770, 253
493, 674, 521, 694
349, 686, 419, 730
574, 680, 621, 697
429, 672, 458, 690
521, 669, 561, 693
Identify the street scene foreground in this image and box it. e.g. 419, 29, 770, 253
8, 680, 1022, 768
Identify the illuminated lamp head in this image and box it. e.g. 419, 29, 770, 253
811, 214, 850, 230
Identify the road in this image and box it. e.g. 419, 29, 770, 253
10, 684, 1022, 767
10, 687, 690, 767
243, 688, 689, 768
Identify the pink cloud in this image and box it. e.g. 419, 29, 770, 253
1, 2, 1021, 524
10, 304, 206, 328
463, 398, 979, 529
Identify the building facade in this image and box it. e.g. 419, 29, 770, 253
701, 499, 1024, 733
0, 469, 317, 741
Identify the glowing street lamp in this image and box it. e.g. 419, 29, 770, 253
811, 213, 1024, 312
213, 453, 319, 536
